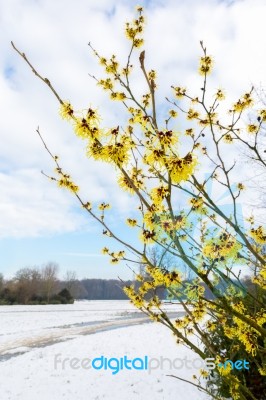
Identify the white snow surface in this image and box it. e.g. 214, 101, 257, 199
0, 300, 210, 400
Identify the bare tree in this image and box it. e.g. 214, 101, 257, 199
63, 270, 79, 297
41, 262, 59, 303
14, 267, 42, 304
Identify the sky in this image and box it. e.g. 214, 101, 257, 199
0, 0, 266, 280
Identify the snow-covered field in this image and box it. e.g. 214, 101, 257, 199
0, 301, 210, 400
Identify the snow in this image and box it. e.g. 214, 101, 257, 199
0, 301, 210, 400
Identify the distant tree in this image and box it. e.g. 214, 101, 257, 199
0, 273, 4, 293
14, 267, 42, 304
70, 280, 88, 299
57, 288, 74, 304
0, 287, 16, 304
80, 279, 132, 300
41, 262, 59, 303
63, 270, 79, 297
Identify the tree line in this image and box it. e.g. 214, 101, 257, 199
0, 263, 256, 305
0, 263, 136, 304
0, 263, 74, 305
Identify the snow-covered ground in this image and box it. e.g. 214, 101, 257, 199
0, 301, 210, 400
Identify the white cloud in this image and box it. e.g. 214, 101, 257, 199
0, 168, 87, 237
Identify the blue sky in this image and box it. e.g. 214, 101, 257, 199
1, 0, 266, 280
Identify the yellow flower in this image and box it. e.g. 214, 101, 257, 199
92, 139, 130, 166
58, 176, 79, 193
144, 148, 165, 166
259, 109, 266, 121
110, 92, 127, 101
173, 86, 186, 98
240, 331, 258, 356
110, 257, 119, 264
124, 12, 145, 47
148, 70, 156, 80
143, 211, 157, 230
200, 369, 209, 378
160, 218, 174, 232
150, 185, 169, 205
189, 196, 205, 213
98, 202, 111, 211
229, 380, 241, 400
86, 107, 100, 124
237, 183, 245, 191
203, 232, 241, 260
74, 118, 99, 140
199, 55, 213, 75
109, 250, 125, 264
156, 130, 178, 146
142, 93, 151, 107
215, 89, 225, 100
206, 321, 217, 332
246, 215, 254, 224
133, 38, 144, 48
121, 66, 132, 76
169, 109, 178, 118
140, 229, 157, 243
185, 128, 194, 137
187, 108, 200, 120
135, 274, 144, 282
217, 360, 232, 376
99, 57, 107, 66
125, 25, 136, 40
199, 118, 209, 126
250, 226, 266, 244
246, 124, 258, 134
102, 247, 109, 254
105, 58, 119, 74
60, 102, 74, 120
166, 153, 197, 184
258, 366, 266, 376
98, 78, 114, 91
83, 202, 92, 210
199, 113, 217, 126
126, 218, 137, 227
232, 93, 253, 113
118, 168, 144, 194
252, 273, 266, 289
123, 285, 135, 296
224, 134, 233, 144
